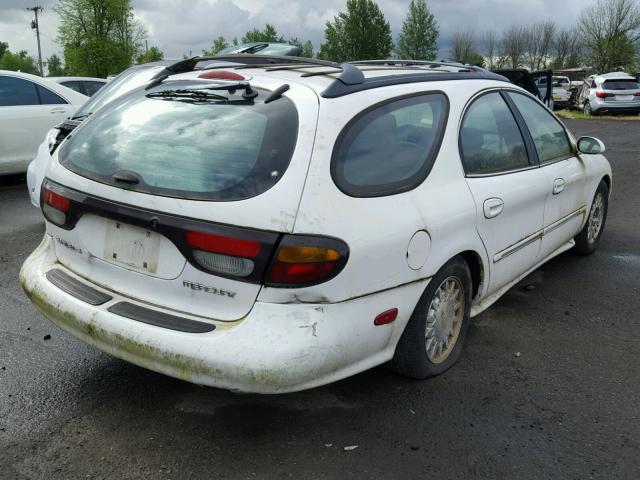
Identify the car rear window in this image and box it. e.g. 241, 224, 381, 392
59, 82, 299, 201
331, 93, 448, 197
603, 79, 640, 90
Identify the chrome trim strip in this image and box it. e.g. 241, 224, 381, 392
493, 206, 587, 263
466, 165, 539, 178
543, 206, 587, 236
493, 230, 543, 263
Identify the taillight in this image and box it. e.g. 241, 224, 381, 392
265, 235, 349, 287
42, 186, 71, 226
596, 91, 614, 98
634, 92, 640, 96
185, 230, 261, 277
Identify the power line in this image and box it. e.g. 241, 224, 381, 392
27, 6, 44, 75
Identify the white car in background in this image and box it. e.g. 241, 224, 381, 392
21, 57, 612, 393
0, 70, 87, 175
578, 72, 640, 115
536, 75, 571, 109
49, 76, 108, 97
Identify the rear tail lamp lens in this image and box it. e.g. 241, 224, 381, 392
596, 91, 614, 98
192, 250, 254, 277
266, 236, 348, 287
185, 231, 261, 257
42, 186, 71, 226
185, 230, 261, 277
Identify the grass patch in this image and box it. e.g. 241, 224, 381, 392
555, 109, 640, 121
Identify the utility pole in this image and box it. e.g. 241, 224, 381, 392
27, 6, 44, 75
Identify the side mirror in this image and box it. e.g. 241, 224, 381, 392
577, 136, 606, 155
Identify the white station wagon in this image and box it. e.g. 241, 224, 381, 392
21, 56, 612, 393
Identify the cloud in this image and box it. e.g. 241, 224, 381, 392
1, 0, 589, 69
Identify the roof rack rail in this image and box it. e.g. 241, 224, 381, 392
146, 54, 366, 90
349, 59, 480, 71
321, 71, 509, 98
145, 54, 508, 99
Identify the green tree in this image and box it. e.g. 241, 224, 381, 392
318, 0, 393, 62
0, 41, 8, 60
55, 0, 146, 77
396, 0, 439, 60
241, 24, 284, 43
46, 53, 65, 76
0, 50, 40, 74
289, 37, 314, 57
136, 46, 164, 64
578, 0, 640, 72
203, 36, 230, 55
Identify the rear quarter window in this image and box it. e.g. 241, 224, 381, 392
59, 82, 299, 201
331, 93, 448, 197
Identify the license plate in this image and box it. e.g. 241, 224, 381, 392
617, 95, 633, 101
104, 221, 161, 273
553, 96, 562, 101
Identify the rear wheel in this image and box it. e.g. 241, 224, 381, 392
574, 180, 609, 255
390, 256, 472, 379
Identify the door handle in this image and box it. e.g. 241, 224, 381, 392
553, 178, 566, 195
49, 107, 66, 114
483, 198, 504, 219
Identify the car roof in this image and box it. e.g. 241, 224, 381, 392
49, 76, 107, 82
595, 71, 636, 82
160, 55, 510, 99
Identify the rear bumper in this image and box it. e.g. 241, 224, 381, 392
20, 235, 427, 393
592, 100, 640, 114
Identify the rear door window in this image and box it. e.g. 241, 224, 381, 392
331, 93, 448, 197
459, 92, 530, 175
84, 81, 105, 96
60, 80, 82, 93
0, 76, 39, 106
37, 85, 67, 104
507, 92, 572, 164
59, 82, 299, 201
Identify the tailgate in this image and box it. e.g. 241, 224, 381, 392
43, 77, 319, 320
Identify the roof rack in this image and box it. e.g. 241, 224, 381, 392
349, 59, 478, 71
147, 54, 365, 90
147, 54, 509, 99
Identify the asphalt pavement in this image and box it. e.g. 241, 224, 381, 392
1, 118, 639, 479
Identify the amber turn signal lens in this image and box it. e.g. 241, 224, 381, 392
276, 246, 340, 263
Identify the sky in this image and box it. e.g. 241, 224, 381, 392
1, 0, 586, 64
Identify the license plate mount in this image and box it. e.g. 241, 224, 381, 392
104, 221, 161, 273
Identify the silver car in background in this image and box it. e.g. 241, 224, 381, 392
577, 72, 640, 115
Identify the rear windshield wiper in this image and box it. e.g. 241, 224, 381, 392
146, 89, 229, 103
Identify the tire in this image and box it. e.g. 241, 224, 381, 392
574, 180, 609, 255
583, 101, 592, 116
390, 256, 473, 379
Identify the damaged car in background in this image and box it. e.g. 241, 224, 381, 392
571, 71, 640, 115
21, 56, 612, 393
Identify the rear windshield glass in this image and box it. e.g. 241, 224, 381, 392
603, 79, 640, 90
59, 82, 299, 201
